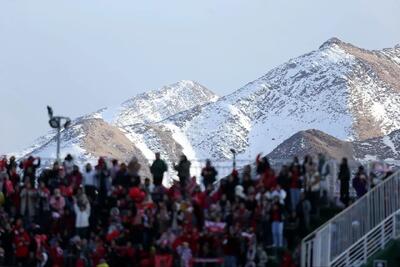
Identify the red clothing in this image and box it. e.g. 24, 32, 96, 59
280, 252, 296, 267
50, 246, 64, 267
0, 158, 6, 171
262, 169, 276, 190
10, 172, 21, 187
193, 192, 207, 209
91, 244, 106, 266
271, 206, 283, 222
13, 230, 30, 258
290, 170, 300, 188
68, 172, 83, 190
60, 185, 73, 197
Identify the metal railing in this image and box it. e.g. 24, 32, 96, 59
301, 170, 400, 267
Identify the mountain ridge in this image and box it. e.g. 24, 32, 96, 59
17, 38, 400, 174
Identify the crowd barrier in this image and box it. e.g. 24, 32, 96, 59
302, 170, 400, 267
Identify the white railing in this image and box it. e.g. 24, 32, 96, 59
301, 170, 400, 267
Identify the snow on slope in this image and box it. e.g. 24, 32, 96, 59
143, 38, 399, 163
95, 80, 218, 126
19, 81, 219, 174
354, 130, 400, 162
18, 39, 400, 175
147, 39, 369, 161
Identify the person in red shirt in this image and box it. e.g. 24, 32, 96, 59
262, 168, 277, 190
49, 240, 64, 267
68, 165, 83, 191
13, 219, 31, 267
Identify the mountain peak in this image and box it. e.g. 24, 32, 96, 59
108, 80, 219, 127
319, 37, 345, 49
162, 80, 217, 97
175, 80, 200, 87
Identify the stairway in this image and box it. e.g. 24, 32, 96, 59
301, 170, 400, 267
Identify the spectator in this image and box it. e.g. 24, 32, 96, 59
1, 152, 371, 267
285, 211, 299, 250
270, 200, 285, 247
150, 152, 168, 186
270, 185, 287, 205
96, 157, 111, 205
297, 192, 312, 235
338, 158, 351, 206
289, 164, 301, 211
13, 218, 31, 267
73, 196, 91, 239
113, 163, 129, 188
201, 159, 218, 189
174, 155, 191, 190
256, 154, 270, 179
63, 154, 75, 175
20, 180, 37, 221
223, 227, 240, 267
83, 163, 97, 200
50, 188, 66, 226
353, 166, 368, 198
177, 242, 192, 267
20, 156, 41, 185
127, 156, 141, 185
306, 172, 321, 216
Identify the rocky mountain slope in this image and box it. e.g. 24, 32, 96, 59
20, 80, 218, 176
132, 38, 400, 163
18, 38, 400, 174
268, 128, 400, 163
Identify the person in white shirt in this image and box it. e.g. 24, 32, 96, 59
270, 185, 287, 205
82, 163, 96, 201
73, 196, 91, 238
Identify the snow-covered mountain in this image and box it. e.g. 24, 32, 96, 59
95, 80, 218, 127
20, 80, 218, 174
267, 128, 400, 164
18, 38, 400, 173
133, 38, 400, 162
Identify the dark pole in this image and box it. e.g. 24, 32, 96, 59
47, 106, 71, 163
56, 126, 61, 163
230, 149, 236, 170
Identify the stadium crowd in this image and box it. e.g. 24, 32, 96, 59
0, 153, 393, 267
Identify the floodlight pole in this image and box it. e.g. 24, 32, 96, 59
56, 126, 61, 163
47, 106, 71, 163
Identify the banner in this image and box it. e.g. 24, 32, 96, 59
204, 220, 226, 233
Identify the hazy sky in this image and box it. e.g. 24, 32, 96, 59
0, 0, 399, 153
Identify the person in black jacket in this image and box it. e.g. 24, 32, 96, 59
201, 159, 218, 189
150, 153, 168, 186
19, 156, 41, 185
338, 157, 351, 206
173, 155, 191, 190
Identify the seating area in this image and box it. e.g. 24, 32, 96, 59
0, 153, 395, 267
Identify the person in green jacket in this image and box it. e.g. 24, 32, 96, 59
150, 153, 168, 186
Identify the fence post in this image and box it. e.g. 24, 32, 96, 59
381, 222, 385, 250
363, 237, 367, 264
327, 223, 332, 265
